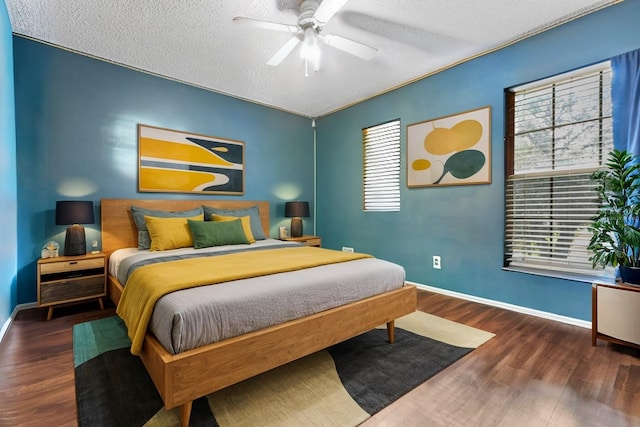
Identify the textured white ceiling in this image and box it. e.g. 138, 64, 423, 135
6, 0, 619, 117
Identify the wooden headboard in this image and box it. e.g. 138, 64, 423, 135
100, 199, 270, 257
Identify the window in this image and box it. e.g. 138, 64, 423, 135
363, 119, 401, 211
505, 62, 613, 279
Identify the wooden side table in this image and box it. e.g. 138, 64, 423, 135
281, 235, 321, 247
37, 253, 107, 320
592, 281, 640, 349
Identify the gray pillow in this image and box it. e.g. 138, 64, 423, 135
130, 205, 204, 250
202, 205, 266, 240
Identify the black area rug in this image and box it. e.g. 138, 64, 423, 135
74, 312, 493, 426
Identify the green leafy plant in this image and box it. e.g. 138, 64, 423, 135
588, 149, 640, 269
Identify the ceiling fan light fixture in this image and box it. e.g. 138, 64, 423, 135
235, 0, 376, 76
300, 26, 320, 76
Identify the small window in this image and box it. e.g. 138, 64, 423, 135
363, 119, 401, 212
504, 62, 613, 279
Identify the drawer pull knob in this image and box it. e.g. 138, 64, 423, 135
69, 261, 78, 265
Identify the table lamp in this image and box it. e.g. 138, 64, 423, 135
284, 201, 310, 238
56, 200, 95, 256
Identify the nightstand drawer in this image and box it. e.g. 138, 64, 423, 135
40, 275, 105, 305
40, 258, 104, 274
37, 253, 107, 319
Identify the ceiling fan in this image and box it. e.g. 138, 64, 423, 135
233, 0, 378, 76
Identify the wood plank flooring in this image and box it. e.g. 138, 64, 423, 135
0, 290, 638, 427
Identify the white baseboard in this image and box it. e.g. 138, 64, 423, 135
0, 302, 38, 344
410, 281, 592, 330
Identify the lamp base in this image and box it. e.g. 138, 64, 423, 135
64, 225, 87, 256
290, 218, 303, 238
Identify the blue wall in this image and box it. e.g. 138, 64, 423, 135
13, 37, 314, 305
316, 0, 640, 321
0, 1, 17, 324
9, 1, 640, 322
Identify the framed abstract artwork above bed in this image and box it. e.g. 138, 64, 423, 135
138, 124, 245, 195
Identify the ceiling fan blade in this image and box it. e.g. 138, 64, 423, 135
320, 33, 377, 60
267, 36, 301, 66
232, 16, 299, 34
313, 0, 349, 26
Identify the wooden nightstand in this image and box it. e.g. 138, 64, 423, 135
281, 235, 322, 247
37, 253, 107, 320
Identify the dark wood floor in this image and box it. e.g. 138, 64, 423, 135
1, 291, 638, 427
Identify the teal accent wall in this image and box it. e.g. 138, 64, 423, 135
316, 0, 640, 321
0, 1, 17, 324
13, 37, 313, 305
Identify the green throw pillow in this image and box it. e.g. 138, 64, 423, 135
202, 205, 266, 240
188, 218, 250, 249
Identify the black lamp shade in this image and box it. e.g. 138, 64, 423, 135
284, 201, 310, 219
56, 201, 94, 256
55, 201, 95, 225
285, 201, 309, 238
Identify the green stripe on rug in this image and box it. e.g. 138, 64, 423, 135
73, 316, 131, 367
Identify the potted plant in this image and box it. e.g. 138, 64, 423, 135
588, 149, 640, 284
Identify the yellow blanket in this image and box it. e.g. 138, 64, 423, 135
116, 246, 372, 355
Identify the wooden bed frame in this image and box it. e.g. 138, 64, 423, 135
101, 198, 417, 426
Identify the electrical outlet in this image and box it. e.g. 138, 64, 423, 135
433, 256, 441, 269
342, 246, 354, 253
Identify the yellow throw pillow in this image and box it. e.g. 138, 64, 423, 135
144, 214, 204, 251
211, 214, 256, 243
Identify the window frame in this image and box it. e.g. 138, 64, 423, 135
504, 62, 614, 282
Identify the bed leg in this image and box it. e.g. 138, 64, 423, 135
180, 401, 193, 427
386, 320, 395, 343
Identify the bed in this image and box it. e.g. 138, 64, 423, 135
101, 198, 417, 427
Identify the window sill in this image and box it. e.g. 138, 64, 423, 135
503, 266, 615, 284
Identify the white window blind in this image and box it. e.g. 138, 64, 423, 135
505, 63, 613, 277
363, 119, 401, 212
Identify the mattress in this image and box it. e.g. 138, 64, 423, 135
110, 239, 406, 354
